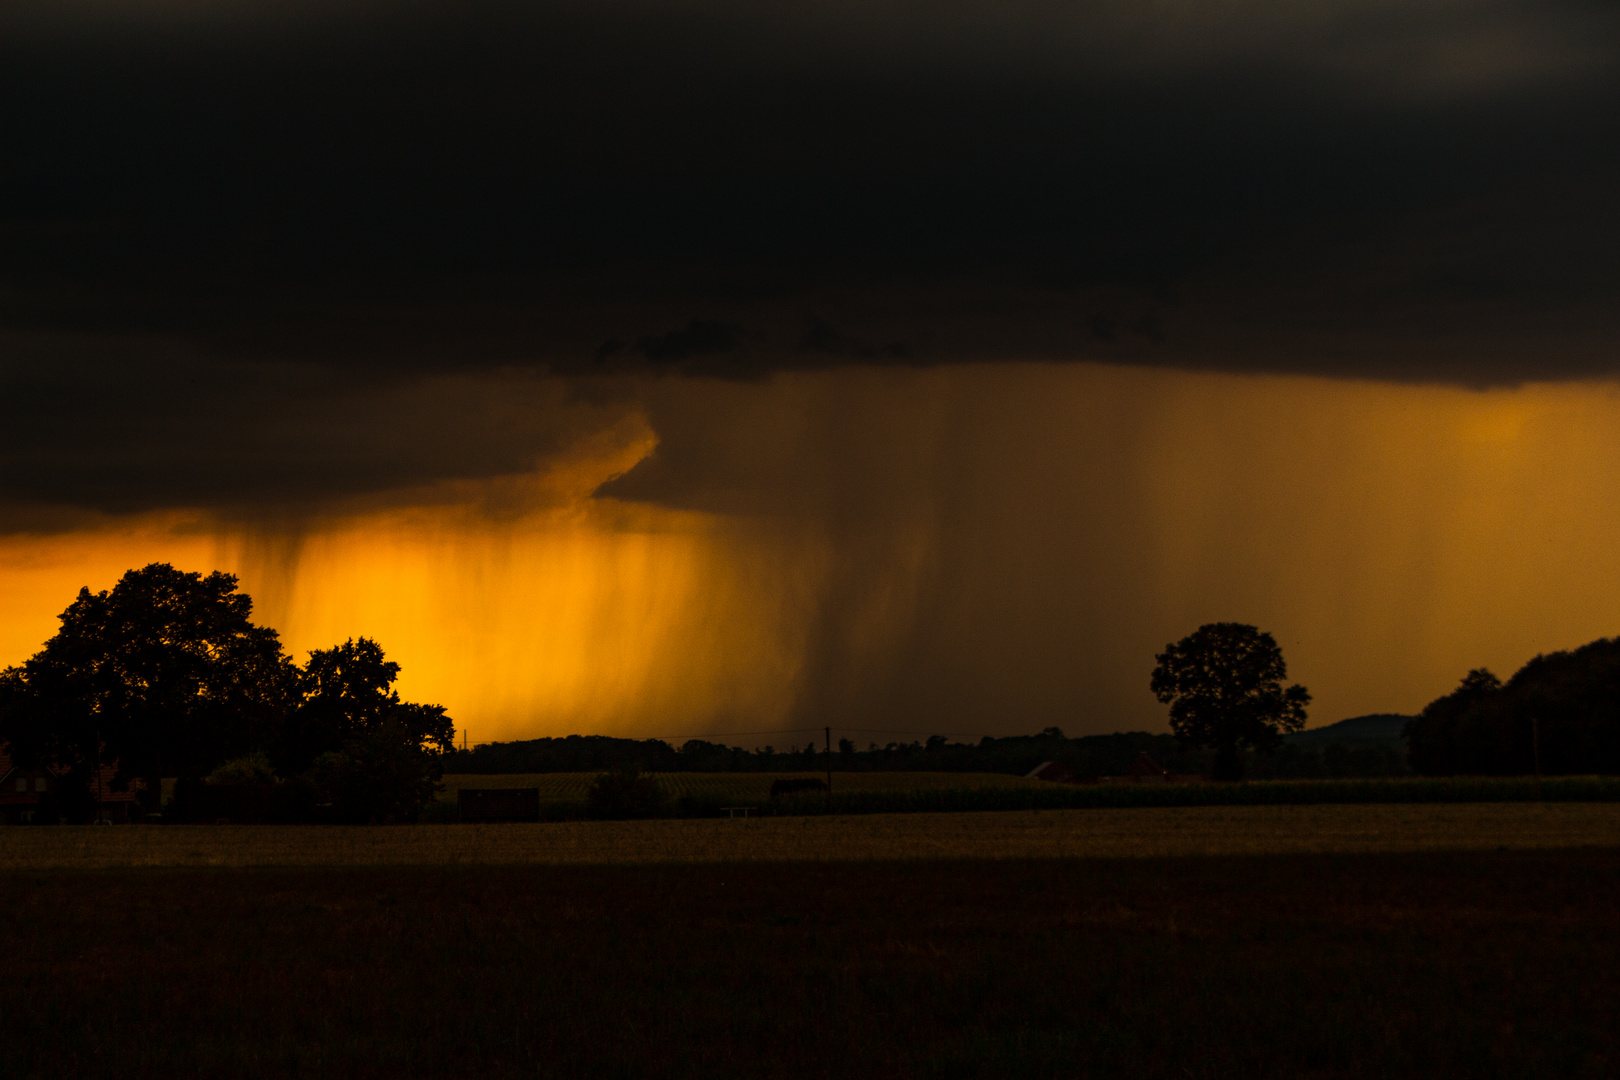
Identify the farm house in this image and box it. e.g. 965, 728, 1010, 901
0, 746, 138, 824
1024, 762, 1076, 784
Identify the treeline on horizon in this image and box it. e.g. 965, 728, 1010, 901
449, 727, 1412, 782
451, 730, 1195, 779
6, 562, 1620, 828
1406, 636, 1620, 776
460, 629, 1620, 782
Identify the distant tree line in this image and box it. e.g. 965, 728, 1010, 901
1243, 739, 1409, 780
449, 727, 1415, 781
462, 627, 1620, 782
449, 729, 1185, 778
0, 564, 453, 823
9, 567, 1612, 824
448, 727, 1367, 779
1406, 637, 1620, 776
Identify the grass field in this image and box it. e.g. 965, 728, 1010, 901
436, 770, 1042, 804
433, 772, 1620, 820
4, 851, 1617, 1078
3, 802, 1619, 869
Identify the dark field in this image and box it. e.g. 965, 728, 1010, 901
4, 852, 1618, 1079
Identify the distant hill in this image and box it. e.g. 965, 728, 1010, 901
1285, 714, 1412, 747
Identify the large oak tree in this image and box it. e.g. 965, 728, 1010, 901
0, 564, 295, 815
1151, 622, 1310, 781
0, 564, 454, 822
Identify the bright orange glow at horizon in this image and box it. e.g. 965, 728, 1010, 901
5, 364, 1620, 742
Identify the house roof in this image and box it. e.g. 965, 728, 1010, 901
0, 746, 138, 803
1025, 761, 1075, 783
1127, 752, 1165, 777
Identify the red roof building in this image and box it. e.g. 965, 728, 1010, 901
1100, 751, 1206, 785
1024, 761, 1077, 784
1128, 752, 1166, 778
0, 746, 139, 824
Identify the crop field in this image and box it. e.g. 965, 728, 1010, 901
436, 770, 1041, 805
3, 802, 1619, 870
433, 772, 1620, 819
5, 850, 1619, 1079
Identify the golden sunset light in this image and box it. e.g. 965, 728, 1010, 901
8, 2, 1620, 1070
8, 364, 1620, 742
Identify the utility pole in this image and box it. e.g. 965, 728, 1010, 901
94, 729, 105, 826
825, 726, 833, 801
1532, 714, 1543, 801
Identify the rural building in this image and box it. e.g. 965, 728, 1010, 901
0, 746, 138, 823
1129, 752, 1166, 779
1100, 752, 1205, 785
1024, 761, 1076, 783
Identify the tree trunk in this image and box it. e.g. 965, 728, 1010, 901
1211, 742, 1243, 782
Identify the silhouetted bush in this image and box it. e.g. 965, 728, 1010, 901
1245, 740, 1410, 780
586, 768, 669, 819
308, 723, 446, 824
205, 753, 279, 786
171, 776, 315, 824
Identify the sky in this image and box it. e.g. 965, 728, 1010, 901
4, 0, 1620, 743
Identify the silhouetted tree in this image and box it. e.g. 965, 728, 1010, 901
1506, 641, 1620, 774
0, 564, 295, 817
1151, 622, 1310, 781
1405, 668, 1503, 775
1405, 640, 1620, 775
278, 638, 455, 822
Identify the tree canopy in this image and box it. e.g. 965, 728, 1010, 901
0, 564, 453, 822
283, 637, 456, 822
0, 564, 294, 798
1406, 639, 1620, 776
1150, 622, 1310, 780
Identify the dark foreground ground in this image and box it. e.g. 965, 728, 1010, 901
4, 852, 1617, 1079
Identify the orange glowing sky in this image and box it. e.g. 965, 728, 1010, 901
5, 363, 1620, 743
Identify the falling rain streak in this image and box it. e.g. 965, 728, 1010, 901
5, 363, 1620, 741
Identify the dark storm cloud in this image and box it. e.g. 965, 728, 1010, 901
3, 0, 1620, 519
0, 332, 637, 529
